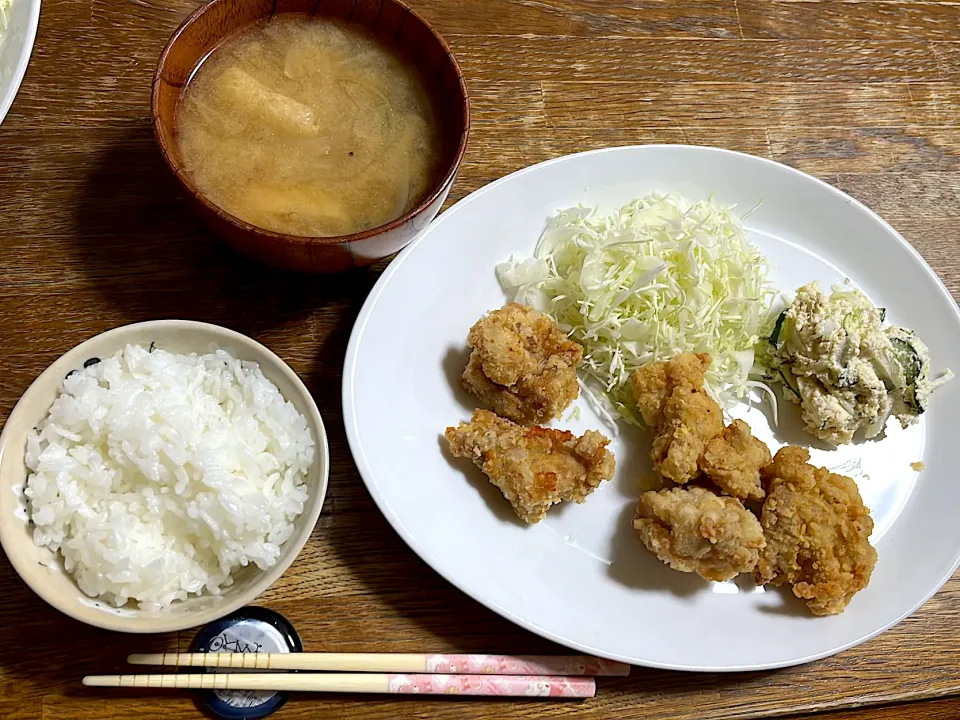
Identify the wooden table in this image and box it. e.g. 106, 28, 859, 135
3, 1, 960, 718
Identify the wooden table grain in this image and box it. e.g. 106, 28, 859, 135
3, 1, 960, 718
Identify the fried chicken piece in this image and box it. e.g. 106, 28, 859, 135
756, 446, 877, 616
461, 303, 583, 425
631, 357, 671, 428
631, 351, 712, 428
655, 387, 726, 485
631, 353, 724, 484
445, 409, 615, 524
633, 486, 766, 582
700, 419, 771, 501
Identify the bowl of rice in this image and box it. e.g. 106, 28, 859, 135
0, 320, 328, 633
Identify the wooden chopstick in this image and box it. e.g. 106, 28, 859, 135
84, 672, 596, 698
127, 652, 631, 676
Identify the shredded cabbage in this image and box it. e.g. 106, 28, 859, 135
497, 193, 774, 428
0, 0, 10, 33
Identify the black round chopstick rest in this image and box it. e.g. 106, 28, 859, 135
190, 606, 301, 720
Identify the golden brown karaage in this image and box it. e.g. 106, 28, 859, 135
631, 352, 724, 484
756, 446, 878, 615
445, 409, 616, 524
700, 419, 771, 502
633, 486, 766, 582
462, 303, 583, 425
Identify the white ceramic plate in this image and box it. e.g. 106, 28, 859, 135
343, 145, 960, 671
0, 0, 40, 125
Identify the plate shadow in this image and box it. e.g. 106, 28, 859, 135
614, 422, 656, 498
757, 586, 812, 617
441, 345, 475, 412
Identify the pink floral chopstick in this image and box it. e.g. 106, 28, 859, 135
127, 651, 631, 676
423, 654, 628, 676
388, 673, 596, 697
84, 672, 597, 698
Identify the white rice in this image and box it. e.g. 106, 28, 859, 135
23, 344, 315, 611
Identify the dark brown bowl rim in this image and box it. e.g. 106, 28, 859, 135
150, 0, 471, 247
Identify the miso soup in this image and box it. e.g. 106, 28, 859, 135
175, 15, 444, 237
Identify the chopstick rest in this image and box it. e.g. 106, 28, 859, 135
127, 652, 631, 677
83, 673, 597, 698
186, 606, 302, 720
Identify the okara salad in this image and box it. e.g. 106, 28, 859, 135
757, 282, 952, 445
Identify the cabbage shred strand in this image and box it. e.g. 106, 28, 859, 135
497, 193, 774, 428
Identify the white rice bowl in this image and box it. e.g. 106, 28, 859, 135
23, 344, 315, 611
